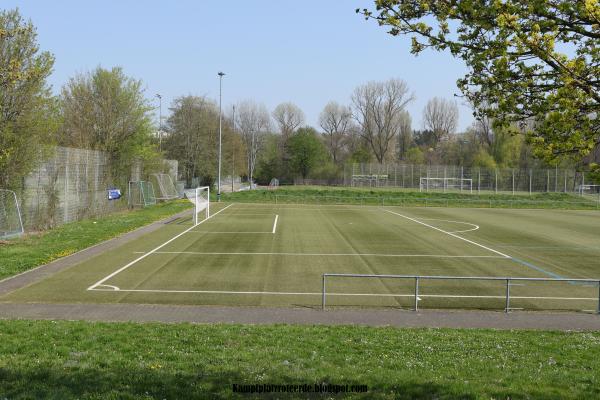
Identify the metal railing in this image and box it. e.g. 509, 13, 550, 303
321, 273, 600, 313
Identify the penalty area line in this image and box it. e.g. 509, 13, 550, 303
383, 209, 511, 259
129, 251, 507, 259
86, 203, 235, 291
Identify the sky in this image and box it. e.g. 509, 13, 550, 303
4, 0, 474, 131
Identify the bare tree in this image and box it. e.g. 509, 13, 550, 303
319, 101, 352, 163
272, 102, 305, 139
422, 97, 459, 147
235, 100, 271, 183
351, 78, 415, 163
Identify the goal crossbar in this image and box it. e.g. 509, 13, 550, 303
420, 177, 473, 193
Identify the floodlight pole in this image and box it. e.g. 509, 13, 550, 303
217, 72, 225, 202
156, 94, 162, 152
232, 104, 236, 193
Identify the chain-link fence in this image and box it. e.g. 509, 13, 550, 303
345, 163, 587, 195
14, 146, 177, 230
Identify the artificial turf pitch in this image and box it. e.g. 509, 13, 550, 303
2, 203, 599, 312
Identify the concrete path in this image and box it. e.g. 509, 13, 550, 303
0, 302, 599, 331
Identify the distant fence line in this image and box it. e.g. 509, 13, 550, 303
15, 146, 177, 230
296, 163, 589, 194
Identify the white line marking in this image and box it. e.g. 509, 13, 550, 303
87, 203, 235, 290
88, 287, 597, 301
130, 251, 506, 258
272, 214, 279, 234
188, 231, 274, 234
383, 209, 511, 258
419, 218, 480, 233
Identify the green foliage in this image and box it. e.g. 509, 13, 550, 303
0, 8, 58, 189
254, 134, 284, 184
287, 127, 327, 179
472, 149, 497, 169
349, 144, 373, 163
404, 146, 424, 164
163, 96, 219, 186
60, 66, 157, 185
360, 1, 600, 162
0, 200, 191, 280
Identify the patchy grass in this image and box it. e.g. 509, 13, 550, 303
0, 201, 191, 280
0, 320, 598, 399
221, 186, 598, 210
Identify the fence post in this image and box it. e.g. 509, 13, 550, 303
505, 279, 511, 313
322, 275, 326, 310
495, 169, 498, 193
414, 277, 420, 311
597, 281, 600, 315
512, 169, 515, 196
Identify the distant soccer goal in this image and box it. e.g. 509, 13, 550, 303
184, 186, 210, 225
269, 178, 280, 190
578, 184, 600, 197
0, 189, 24, 239
150, 173, 179, 200
420, 177, 473, 193
128, 181, 157, 207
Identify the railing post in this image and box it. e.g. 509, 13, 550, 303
322, 275, 326, 310
414, 277, 419, 311
505, 279, 511, 313
597, 281, 600, 315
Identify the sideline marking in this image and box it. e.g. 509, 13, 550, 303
383, 209, 511, 258
272, 214, 279, 234
130, 251, 506, 259
87, 204, 234, 290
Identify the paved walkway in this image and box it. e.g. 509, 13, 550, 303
1, 209, 599, 331
0, 303, 599, 330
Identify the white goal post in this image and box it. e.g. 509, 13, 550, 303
420, 177, 473, 193
184, 186, 210, 225
0, 189, 24, 239
577, 184, 600, 196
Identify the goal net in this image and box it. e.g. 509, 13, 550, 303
420, 177, 473, 193
184, 186, 210, 225
151, 173, 179, 200
578, 184, 600, 199
128, 181, 157, 207
268, 178, 279, 190
0, 189, 24, 239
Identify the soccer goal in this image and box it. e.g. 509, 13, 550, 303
268, 178, 279, 190
0, 189, 24, 239
420, 177, 473, 193
128, 181, 157, 207
151, 173, 179, 200
184, 186, 210, 225
578, 184, 600, 196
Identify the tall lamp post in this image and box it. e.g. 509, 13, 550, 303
155, 94, 162, 152
217, 72, 225, 202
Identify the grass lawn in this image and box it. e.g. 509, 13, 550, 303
0, 320, 598, 399
0, 201, 192, 280
221, 186, 599, 210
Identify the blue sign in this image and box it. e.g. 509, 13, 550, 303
107, 188, 122, 200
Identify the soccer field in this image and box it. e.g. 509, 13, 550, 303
3, 203, 600, 312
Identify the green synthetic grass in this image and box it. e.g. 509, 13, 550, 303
0, 201, 192, 280
0, 319, 598, 399
221, 186, 599, 210
4, 203, 599, 312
